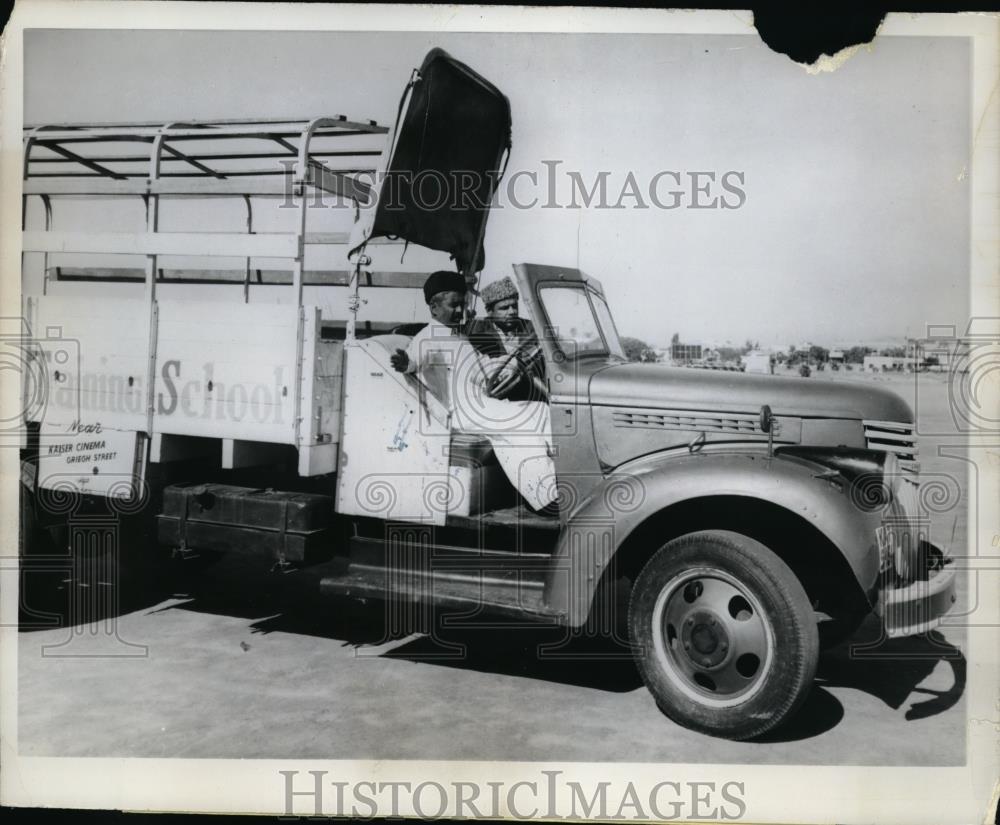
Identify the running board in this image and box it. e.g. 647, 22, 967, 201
347, 535, 554, 573
319, 562, 564, 621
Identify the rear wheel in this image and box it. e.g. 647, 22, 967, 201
628, 530, 819, 740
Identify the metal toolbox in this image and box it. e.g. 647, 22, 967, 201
157, 483, 334, 564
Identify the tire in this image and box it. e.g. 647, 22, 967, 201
628, 530, 819, 741
19, 486, 68, 627
19, 485, 39, 557
114, 512, 171, 609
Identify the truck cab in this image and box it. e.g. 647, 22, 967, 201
19, 48, 956, 741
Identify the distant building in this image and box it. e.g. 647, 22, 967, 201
863, 354, 910, 372
829, 349, 845, 364
743, 350, 775, 375
670, 342, 703, 365
909, 336, 972, 372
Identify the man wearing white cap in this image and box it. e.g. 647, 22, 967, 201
390, 271, 557, 514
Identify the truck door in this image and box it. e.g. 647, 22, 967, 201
335, 336, 456, 525
512, 263, 623, 510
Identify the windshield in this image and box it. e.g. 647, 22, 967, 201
538, 284, 625, 360
590, 291, 626, 359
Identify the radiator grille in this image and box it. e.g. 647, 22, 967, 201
612, 409, 765, 435
864, 419, 919, 473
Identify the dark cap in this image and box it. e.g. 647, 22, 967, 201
423, 270, 467, 304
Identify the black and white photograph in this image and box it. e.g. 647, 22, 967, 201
1, 5, 997, 823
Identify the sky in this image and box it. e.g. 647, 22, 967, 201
23, 29, 971, 350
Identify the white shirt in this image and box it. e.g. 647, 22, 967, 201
401, 321, 556, 510
403, 321, 490, 412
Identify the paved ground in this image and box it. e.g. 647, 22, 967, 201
16, 372, 969, 764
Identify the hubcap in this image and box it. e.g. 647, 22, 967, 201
651, 567, 774, 707
681, 610, 729, 668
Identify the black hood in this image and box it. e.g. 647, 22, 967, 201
366, 48, 511, 275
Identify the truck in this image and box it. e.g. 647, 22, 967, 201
17, 48, 957, 741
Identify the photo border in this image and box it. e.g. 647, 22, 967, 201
1, 5, 997, 822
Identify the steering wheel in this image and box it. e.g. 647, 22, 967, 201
485, 335, 546, 400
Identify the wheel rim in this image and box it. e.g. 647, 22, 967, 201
650, 566, 775, 708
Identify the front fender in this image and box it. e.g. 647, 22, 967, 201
546, 449, 883, 627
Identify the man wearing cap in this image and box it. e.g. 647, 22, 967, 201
390, 270, 470, 408
466, 275, 544, 401
475, 276, 534, 352
390, 270, 557, 513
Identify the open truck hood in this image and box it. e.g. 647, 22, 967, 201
350, 48, 511, 275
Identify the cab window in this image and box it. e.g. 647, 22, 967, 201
538, 285, 607, 358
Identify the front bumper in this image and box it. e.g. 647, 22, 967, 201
874, 543, 958, 637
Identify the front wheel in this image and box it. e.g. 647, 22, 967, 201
628, 530, 819, 740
